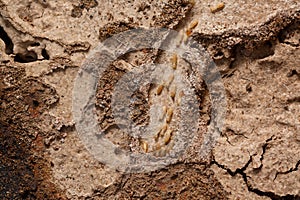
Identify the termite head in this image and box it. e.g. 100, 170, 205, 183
186, 29, 193, 37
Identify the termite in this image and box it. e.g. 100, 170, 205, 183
167, 140, 175, 150
163, 106, 167, 114
154, 129, 160, 142
154, 149, 165, 157
177, 30, 187, 46
179, 90, 185, 97
166, 108, 173, 123
189, 20, 199, 30
156, 84, 164, 95
141, 140, 149, 153
185, 29, 192, 37
160, 124, 168, 137
210, 2, 225, 13
154, 124, 167, 141
159, 106, 168, 121
171, 54, 178, 70
166, 74, 174, 88
159, 149, 167, 157
176, 90, 185, 105
189, 0, 195, 6
170, 86, 176, 100
154, 143, 161, 151
164, 129, 173, 145
186, 20, 198, 37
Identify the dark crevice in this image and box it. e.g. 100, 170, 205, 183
193, 9, 299, 58
29, 42, 40, 47
221, 66, 237, 78
0, 25, 14, 54
278, 21, 300, 47
274, 160, 300, 181
280, 41, 299, 47
255, 136, 274, 170
246, 183, 300, 200
212, 155, 252, 177
0, 12, 69, 53
13, 40, 50, 63
220, 127, 249, 146
32, 100, 39, 107
14, 51, 38, 63
225, 127, 249, 139
287, 69, 299, 78
41, 48, 50, 60
58, 124, 75, 133
224, 134, 233, 146
220, 46, 239, 78
43, 65, 78, 75
249, 40, 275, 59
287, 96, 300, 103
213, 147, 300, 199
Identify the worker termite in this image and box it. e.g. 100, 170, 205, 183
189, 0, 195, 6
169, 86, 176, 100
159, 105, 168, 121
189, 20, 199, 30
159, 149, 167, 157
177, 30, 187, 46
154, 149, 165, 157
166, 108, 173, 123
154, 129, 160, 142
160, 124, 168, 137
164, 129, 173, 145
180, 90, 185, 96
154, 124, 167, 141
163, 106, 167, 114
166, 74, 174, 88
176, 90, 185, 106
166, 140, 175, 151
154, 143, 161, 151
141, 140, 149, 153
171, 54, 178, 70
186, 20, 198, 37
156, 84, 164, 95
210, 2, 225, 13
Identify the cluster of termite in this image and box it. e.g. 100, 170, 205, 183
140, 56, 179, 157
139, 19, 199, 157
137, 1, 226, 156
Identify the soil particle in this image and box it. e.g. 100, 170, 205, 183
0, 65, 66, 199
94, 164, 229, 199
